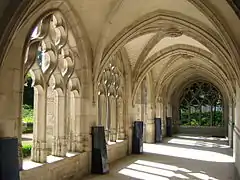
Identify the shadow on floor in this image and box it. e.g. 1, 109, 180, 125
83, 134, 237, 180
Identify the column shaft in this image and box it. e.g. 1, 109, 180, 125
31, 87, 47, 162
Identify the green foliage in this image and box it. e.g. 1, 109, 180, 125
180, 81, 223, 127
22, 127, 33, 133
23, 117, 33, 123
22, 104, 34, 123
22, 104, 34, 133
22, 144, 32, 158
181, 111, 223, 126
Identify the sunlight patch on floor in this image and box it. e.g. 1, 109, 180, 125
175, 135, 227, 141
119, 160, 219, 180
143, 143, 233, 163
168, 138, 229, 149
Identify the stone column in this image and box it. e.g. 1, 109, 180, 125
46, 87, 55, 154
155, 101, 161, 118
160, 101, 165, 136
117, 97, 125, 139
80, 96, 91, 152
99, 94, 107, 126
52, 91, 67, 157
110, 95, 117, 142
145, 104, 155, 143
68, 92, 74, 151
135, 87, 142, 121
31, 87, 47, 163
68, 92, 82, 152
228, 102, 234, 148
233, 81, 240, 162
74, 94, 82, 152
167, 103, 172, 117
99, 94, 108, 141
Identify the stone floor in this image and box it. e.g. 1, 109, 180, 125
83, 134, 237, 180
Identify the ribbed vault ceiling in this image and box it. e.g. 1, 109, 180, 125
2, 0, 239, 105
61, 0, 240, 103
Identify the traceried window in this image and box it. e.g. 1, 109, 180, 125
179, 81, 223, 127
23, 12, 81, 164
97, 54, 125, 143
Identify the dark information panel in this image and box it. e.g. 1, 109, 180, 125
132, 121, 143, 154
0, 137, 19, 180
155, 118, 162, 143
91, 126, 109, 174
166, 117, 172, 137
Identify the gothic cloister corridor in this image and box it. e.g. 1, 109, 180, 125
84, 135, 236, 180
1, 0, 240, 180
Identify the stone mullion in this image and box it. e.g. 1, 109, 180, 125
52, 90, 67, 157
74, 95, 82, 152
99, 94, 108, 140
117, 97, 125, 140
105, 95, 110, 141
31, 86, 47, 163
145, 104, 155, 143
68, 92, 76, 152
109, 95, 117, 142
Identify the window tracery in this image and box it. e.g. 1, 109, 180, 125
98, 56, 125, 142
179, 81, 223, 127
23, 12, 81, 162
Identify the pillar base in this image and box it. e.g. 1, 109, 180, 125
110, 130, 117, 142
118, 130, 125, 140
105, 130, 109, 142
68, 134, 83, 152
52, 136, 67, 157
31, 140, 47, 163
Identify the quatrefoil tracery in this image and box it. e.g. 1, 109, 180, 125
98, 61, 124, 98
24, 12, 76, 91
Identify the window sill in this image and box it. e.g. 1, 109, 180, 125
22, 152, 81, 170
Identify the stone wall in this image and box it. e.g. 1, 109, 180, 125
20, 140, 128, 180
108, 140, 128, 163
20, 152, 89, 180
179, 126, 226, 137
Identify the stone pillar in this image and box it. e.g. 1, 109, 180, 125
145, 104, 155, 143
68, 92, 82, 152
31, 87, 47, 163
228, 102, 234, 148
135, 88, 142, 121
46, 87, 55, 154
155, 101, 161, 118
233, 81, 240, 164
99, 94, 107, 126
99, 94, 108, 141
110, 95, 117, 142
80, 96, 91, 153
52, 91, 67, 157
117, 97, 125, 139
167, 103, 172, 117
75, 95, 82, 152
68, 92, 74, 151
160, 101, 167, 136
